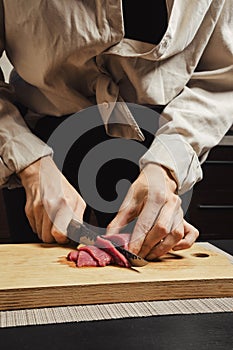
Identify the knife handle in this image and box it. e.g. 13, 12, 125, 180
66, 219, 82, 242
67, 219, 98, 243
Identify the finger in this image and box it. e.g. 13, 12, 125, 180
51, 197, 86, 244
172, 220, 199, 251
146, 219, 184, 260
137, 196, 182, 258
41, 211, 54, 243
25, 201, 37, 233
106, 186, 140, 235
106, 212, 130, 235
73, 196, 86, 222
128, 198, 162, 255
137, 202, 172, 258
51, 206, 73, 244
33, 203, 44, 239
51, 212, 72, 244
106, 206, 137, 235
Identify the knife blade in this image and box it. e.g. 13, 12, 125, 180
66, 219, 148, 267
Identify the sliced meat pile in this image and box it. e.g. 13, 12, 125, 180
67, 233, 131, 268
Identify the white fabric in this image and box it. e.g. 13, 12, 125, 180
0, 0, 232, 192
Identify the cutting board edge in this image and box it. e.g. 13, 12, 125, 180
1, 278, 233, 311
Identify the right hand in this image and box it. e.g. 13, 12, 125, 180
106, 163, 199, 258
18, 156, 86, 243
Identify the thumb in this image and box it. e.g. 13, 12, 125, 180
106, 210, 130, 235
106, 181, 139, 235
52, 198, 86, 244
51, 206, 73, 244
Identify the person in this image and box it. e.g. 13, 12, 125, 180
0, 0, 232, 260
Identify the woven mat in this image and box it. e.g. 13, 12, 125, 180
1, 298, 233, 328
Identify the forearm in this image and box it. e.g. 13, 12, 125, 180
140, 80, 233, 195
141, 0, 233, 195
0, 98, 53, 188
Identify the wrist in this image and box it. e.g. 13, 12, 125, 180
161, 165, 178, 193
142, 163, 178, 193
18, 155, 52, 182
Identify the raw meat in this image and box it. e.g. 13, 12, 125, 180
77, 250, 98, 267
103, 233, 130, 250
67, 250, 79, 262
95, 235, 130, 268
66, 233, 131, 268
79, 245, 113, 267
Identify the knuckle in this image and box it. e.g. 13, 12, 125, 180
155, 222, 168, 236
54, 196, 68, 207
51, 224, 64, 236
24, 203, 31, 216
153, 190, 166, 205
171, 229, 183, 241
123, 205, 138, 220
51, 227, 65, 239
125, 205, 137, 218
58, 196, 68, 207
34, 200, 43, 212
176, 196, 182, 206
43, 197, 56, 210
171, 193, 181, 207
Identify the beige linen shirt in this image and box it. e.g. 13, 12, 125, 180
0, 0, 232, 193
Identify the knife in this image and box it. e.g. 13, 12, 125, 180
66, 219, 148, 267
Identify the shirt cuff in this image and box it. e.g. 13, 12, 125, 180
139, 134, 203, 195
0, 132, 53, 188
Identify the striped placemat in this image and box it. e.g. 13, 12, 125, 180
1, 298, 233, 328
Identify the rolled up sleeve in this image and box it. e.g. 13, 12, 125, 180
140, 133, 203, 195
0, 97, 53, 189
0, 125, 53, 188
0, 2, 52, 188
140, 1, 233, 194
140, 77, 233, 195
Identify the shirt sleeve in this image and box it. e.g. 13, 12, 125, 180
0, 3, 53, 189
140, 1, 233, 195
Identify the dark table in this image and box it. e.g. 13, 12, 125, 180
1, 312, 233, 350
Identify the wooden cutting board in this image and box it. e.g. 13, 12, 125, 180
1, 242, 233, 310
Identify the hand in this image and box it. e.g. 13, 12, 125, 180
18, 156, 86, 243
106, 163, 199, 259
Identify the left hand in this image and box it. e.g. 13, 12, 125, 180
18, 156, 86, 244
106, 163, 199, 259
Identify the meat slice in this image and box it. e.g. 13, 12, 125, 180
95, 235, 130, 268
77, 250, 98, 267
79, 245, 112, 267
103, 233, 130, 250
67, 250, 79, 263
66, 233, 132, 268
